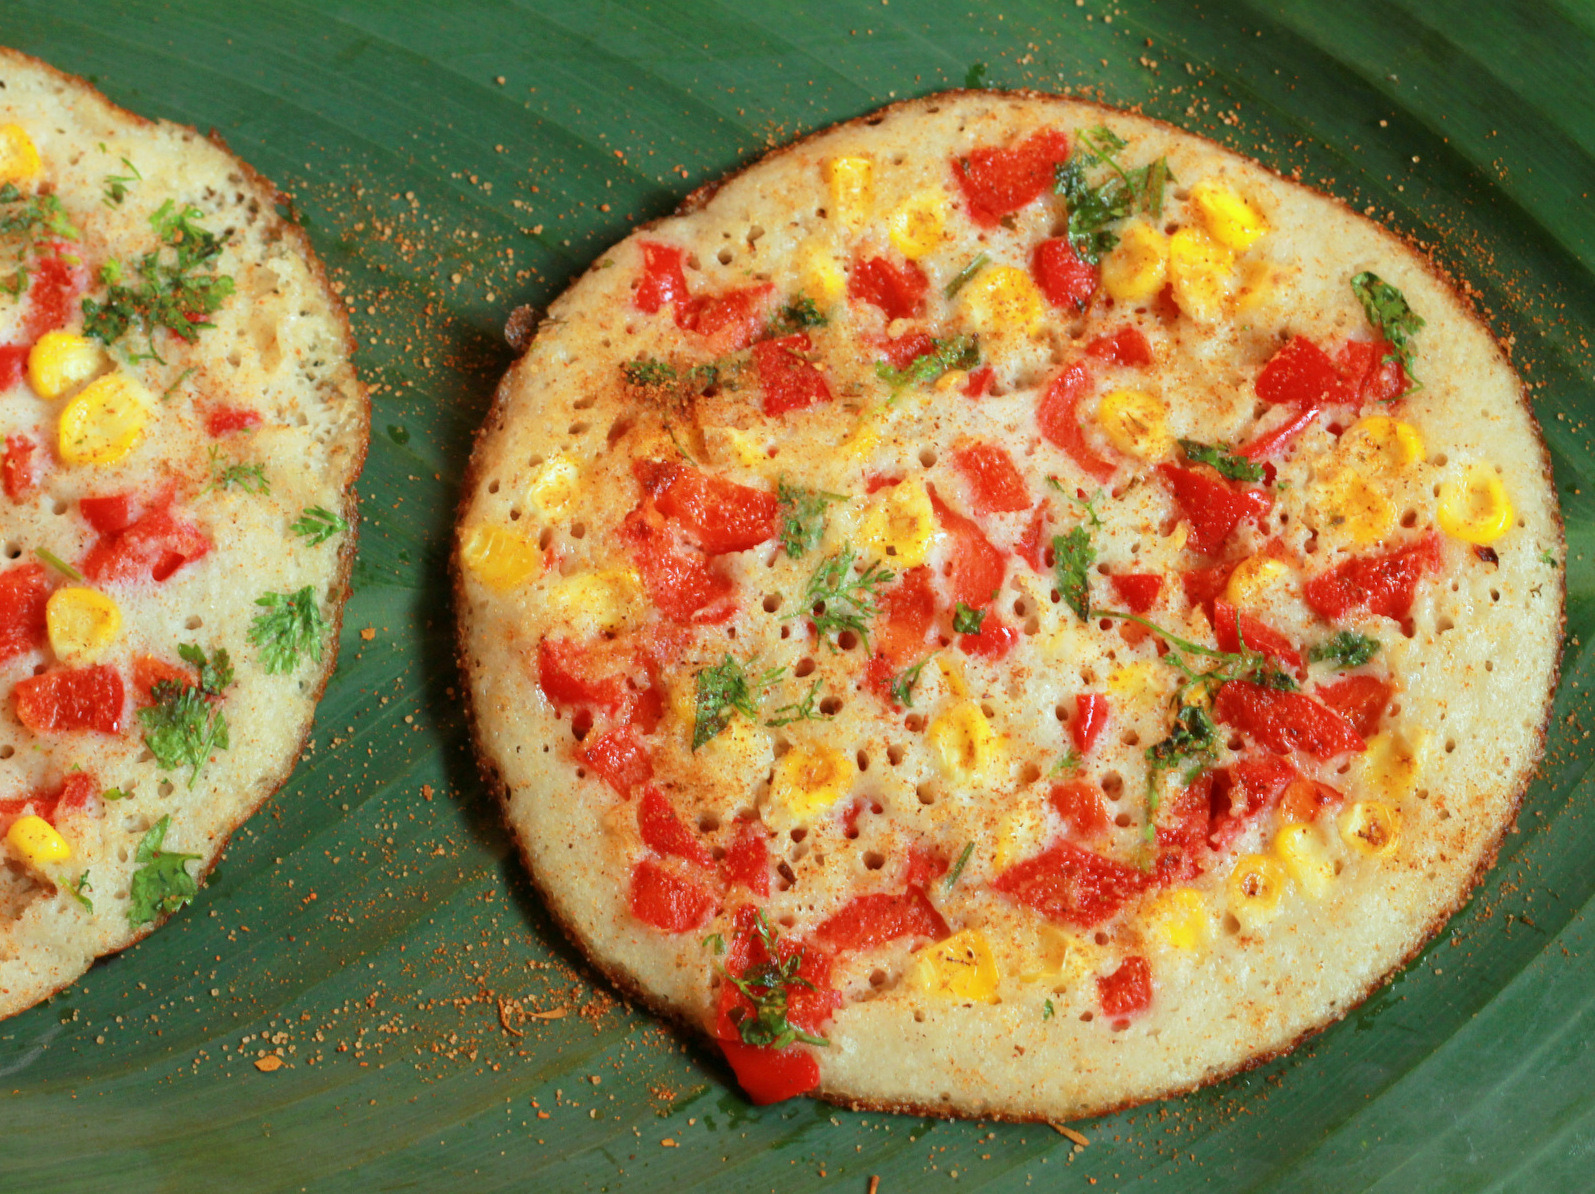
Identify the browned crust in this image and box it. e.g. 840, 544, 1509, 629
457, 87, 1568, 1122
0, 45, 370, 1019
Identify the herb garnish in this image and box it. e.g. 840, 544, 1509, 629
66, 871, 94, 912
290, 505, 348, 545
101, 153, 142, 207
622, 357, 676, 387
889, 655, 935, 708
1046, 477, 1104, 527
875, 335, 980, 399
137, 644, 234, 789
1052, 526, 1095, 621
952, 602, 986, 635
248, 586, 326, 674
943, 252, 990, 300
1350, 271, 1424, 385
702, 932, 726, 956
1053, 125, 1172, 265
1052, 747, 1084, 776
692, 655, 783, 750
776, 478, 844, 559
944, 842, 975, 892
35, 547, 84, 581
0, 182, 79, 296
1043, 998, 1056, 1021
1178, 438, 1264, 483
789, 546, 893, 651
769, 297, 828, 335
101, 788, 129, 802
765, 680, 833, 729
127, 815, 201, 927
720, 912, 829, 1050
205, 445, 270, 495
1309, 631, 1381, 670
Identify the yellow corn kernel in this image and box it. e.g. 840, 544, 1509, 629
768, 745, 851, 822
525, 454, 581, 518
45, 588, 122, 664
1437, 465, 1514, 546
459, 524, 544, 592
822, 156, 874, 230
993, 803, 1046, 873
1168, 228, 1234, 324
1096, 389, 1172, 461
1107, 661, 1166, 705
545, 569, 643, 637
1235, 258, 1288, 312
935, 655, 970, 700
0, 124, 42, 185
927, 700, 999, 779
1100, 220, 1169, 303
698, 711, 773, 778
1340, 801, 1402, 858
704, 425, 770, 471
1227, 854, 1288, 932
887, 189, 950, 259
1149, 887, 1209, 950
1312, 463, 1395, 547
1015, 923, 1089, 986
957, 265, 1044, 338
1339, 415, 1425, 475
1272, 823, 1335, 899
27, 332, 108, 400
858, 479, 935, 568
1222, 556, 1294, 613
796, 238, 846, 305
1189, 180, 1267, 251
843, 406, 885, 461
1356, 729, 1430, 803
909, 929, 1001, 1003
6, 815, 69, 868
58, 373, 151, 466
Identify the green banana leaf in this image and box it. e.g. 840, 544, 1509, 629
4, 2, 1593, 1189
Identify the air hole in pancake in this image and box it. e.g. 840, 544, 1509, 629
1020, 761, 1042, 784
717, 248, 734, 265
1485, 660, 1494, 672
794, 657, 816, 678
1429, 453, 1448, 468
1416, 788, 1429, 801
52, 501, 68, 515
905, 714, 926, 733
1401, 509, 1418, 529
780, 625, 792, 639
573, 395, 596, 411
685, 253, 701, 270
790, 840, 810, 862
157, 780, 175, 798
1401, 618, 1417, 639
820, 696, 843, 716
914, 1009, 926, 1023
1436, 616, 1454, 633
31, 662, 46, 676
538, 527, 555, 550
856, 750, 869, 772
1120, 730, 1140, 747
1388, 703, 1402, 717
508, 507, 522, 522
869, 969, 887, 988
887, 744, 905, 765
1024, 615, 1041, 634
1079, 1011, 1094, 1022
1445, 738, 1457, 753
0, 746, 11, 759
1163, 222, 1179, 235
1114, 812, 1132, 828
1102, 772, 1124, 801
775, 862, 796, 890
1438, 808, 1452, 821
698, 814, 720, 833
1333, 859, 1344, 876
185, 616, 203, 630
1222, 913, 1241, 935
575, 767, 586, 780
1490, 589, 1500, 603
915, 784, 936, 806
1227, 735, 1243, 751
837, 630, 860, 651
864, 851, 885, 870
919, 447, 938, 468
1093, 931, 1109, 946
487, 479, 500, 494
762, 593, 781, 613
711, 845, 727, 862
980, 702, 995, 718
568, 422, 589, 436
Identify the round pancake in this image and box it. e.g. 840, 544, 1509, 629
456, 91, 1562, 1121
0, 48, 367, 1017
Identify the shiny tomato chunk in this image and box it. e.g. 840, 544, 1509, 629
1072, 692, 1110, 755
634, 460, 778, 554
620, 504, 736, 624
204, 405, 262, 436
723, 821, 771, 896
1108, 572, 1162, 614
680, 284, 773, 353
992, 841, 1148, 929
928, 487, 1006, 608
754, 332, 832, 417
952, 128, 1071, 226
0, 563, 50, 664
1214, 680, 1365, 760
719, 1039, 821, 1105
1315, 675, 1392, 738
960, 611, 1019, 661
1015, 502, 1048, 573
1336, 338, 1409, 403
1209, 754, 1298, 849
879, 331, 936, 370
628, 858, 716, 932
1152, 774, 1216, 885
538, 637, 634, 716
0, 772, 98, 832
638, 786, 715, 869
80, 492, 211, 584
131, 655, 197, 705
3, 434, 38, 502
812, 888, 949, 954
1255, 335, 1351, 407
849, 256, 928, 321
1050, 781, 1109, 840
950, 441, 1030, 514
1086, 326, 1153, 367
1240, 402, 1324, 461
14, 665, 125, 735
1279, 776, 1348, 824
0, 254, 81, 388
633, 241, 690, 314
1159, 465, 1272, 557
1303, 536, 1440, 622
579, 728, 653, 797
1211, 599, 1302, 669
1032, 237, 1098, 311
867, 565, 936, 703
902, 844, 949, 889
1036, 361, 1114, 482
963, 365, 995, 399
1098, 955, 1152, 1020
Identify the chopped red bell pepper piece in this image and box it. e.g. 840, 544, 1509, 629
1097, 954, 1152, 1020
1208, 754, 1298, 850
959, 610, 1019, 660
0, 563, 50, 665
1240, 402, 1324, 461
1315, 675, 1392, 738
1, 253, 82, 389
638, 786, 715, 869
903, 844, 949, 890
1032, 237, 1099, 311
579, 728, 654, 797
203, 405, 263, 436
80, 491, 211, 584
927, 486, 1006, 608
878, 331, 937, 370
754, 332, 832, 417
633, 459, 778, 554
1049, 781, 1110, 840
866, 565, 937, 703
0, 772, 99, 833
619, 503, 736, 624
1255, 335, 1351, 407
849, 256, 929, 321
1213, 680, 1365, 760
1107, 572, 1162, 614
1211, 599, 1303, 669
723, 821, 771, 896
1072, 694, 1110, 756
3, 434, 39, 502
992, 840, 1149, 928
680, 284, 773, 353
812, 888, 949, 954
1086, 326, 1154, 367
1015, 502, 1048, 573
633, 241, 690, 314
1302, 536, 1441, 623
950, 441, 1030, 514
13, 665, 125, 735
1036, 361, 1115, 482
1279, 776, 1348, 824
1159, 465, 1272, 557
963, 365, 995, 399
130, 654, 198, 706
952, 128, 1071, 226
628, 858, 717, 932
1336, 338, 1409, 404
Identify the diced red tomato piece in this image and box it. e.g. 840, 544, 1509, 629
538, 636, 633, 716
0, 254, 82, 388
723, 821, 771, 896
753, 332, 832, 417
1303, 536, 1441, 622
1211, 599, 1303, 669
633, 241, 689, 314
0, 772, 99, 833
130, 655, 196, 706
714, 907, 834, 1102
0, 563, 50, 664
927, 486, 1006, 608
1315, 675, 1392, 738
993, 841, 1150, 928
1098, 955, 1152, 1020
203, 405, 262, 436
1279, 776, 1348, 824
3, 434, 38, 502
634, 459, 778, 554
903, 844, 949, 889
1072, 693, 1110, 755
620, 503, 736, 624
79, 492, 137, 535
1240, 403, 1324, 461
1015, 502, 1048, 573
959, 611, 1019, 661
1032, 237, 1099, 311
681, 284, 773, 353
963, 365, 995, 399
1108, 573, 1162, 614
1256, 335, 1352, 407
638, 786, 715, 869
812, 888, 949, 954
1180, 563, 1237, 613
0, 347, 25, 389
1152, 773, 1215, 885
1336, 338, 1409, 404
579, 728, 653, 797
1209, 754, 1297, 849
13, 665, 125, 735
718, 1039, 821, 1105
1214, 680, 1366, 760
952, 128, 1071, 226
1159, 465, 1272, 557
879, 331, 936, 370
1036, 361, 1115, 482
629, 858, 717, 932
1049, 781, 1109, 840
848, 256, 928, 321
950, 441, 1030, 514
1086, 326, 1153, 367
80, 491, 211, 584
867, 566, 936, 703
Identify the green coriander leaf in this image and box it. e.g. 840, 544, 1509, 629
1052, 526, 1095, 621
769, 297, 827, 335
1541, 549, 1558, 567
1052, 748, 1084, 776
290, 505, 348, 545
158, 365, 196, 402
875, 335, 980, 399
964, 61, 988, 89
176, 641, 235, 695
952, 602, 986, 635
944, 842, 975, 892
205, 445, 269, 495
943, 252, 990, 300
764, 679, 833, 729
1309, 631, 1381, 670
127, 815, 201, 927
102, 155, 142, 207
1350, 271, 1425, 383
66, 871, 94, 913
1046, 477, 1104, 527
1043, 998, 1055, 1021
0, 183, 80, 295
889, 654, 934, 708
702, 933, 726, 956
776, 477, 844, 559
692, 654, 766, 750
1178, 438, 1264, 483
101, 788, 130, 802
248, 586, 327, 675
137, 644, 232, 788
789, 546, 893, 651
622, 357, 676, 387
719, 912, 830, 1050
34, 547, 84, 581
1053, 130, 1173, 264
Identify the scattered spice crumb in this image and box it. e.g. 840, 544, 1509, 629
254, 1055, 284, 1073
1053, 1124, 1090, 1147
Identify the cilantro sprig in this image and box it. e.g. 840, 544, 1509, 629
952, 602, 986, 635
1309, 631, 1381, 670
290, 505, 348, 545
788, 546, 893, 651
944, 842, 975, 892
0, 182, 79, 297
127, 815, 201, 928
775, 478, 844, 559
943, 252, 989, 300
764, 680, 832, 729
719, 912, 829, 1051
1053, 125, 1172, 265
205, 445, 269, 495
1178, 439, 1264, 483
875, 335, 980, 400
248, 586, 327, 674
889, 654, 935, 708
137, 644, 234, 789
1350, 272, 1424, 385
1052, 526, 1095, 622
692, 655, 784, 750
769, 297, 827, 336
102, 153, 142, 207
